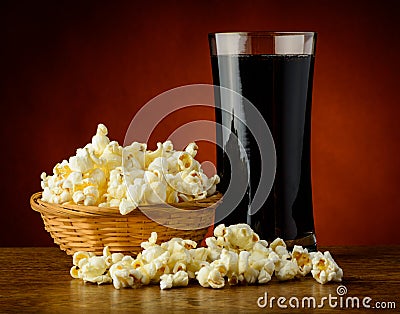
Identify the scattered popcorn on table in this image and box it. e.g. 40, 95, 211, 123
292, 245, 312, 277
275, 259, 299, 281
69, 223, 344, 290
160, 271, 189, 290
196, 264, 226, 288
311, 251, 344, 284
40, 123, 220, 215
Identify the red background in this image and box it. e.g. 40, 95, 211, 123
1, 0, 399, 247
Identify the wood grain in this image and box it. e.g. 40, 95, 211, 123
0, 246, 398, 313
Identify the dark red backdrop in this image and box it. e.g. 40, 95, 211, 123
1, 0, 399, 246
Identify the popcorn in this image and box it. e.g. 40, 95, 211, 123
186, 247, 209, 279
59, 190, 72, 203
209, 223, 260, 253
269, 238, 290, 258
79, 256, 111, 284
205, 236, 223, 261
122, 142, 147, 171
182, 239, 197, 250
261, 259, 275, 278
70, 266, 80, 279
196, 265, 225, 289
189, 247, 208, 261
69, 148, 94, 173
41, 123, 219, 215
110, 262, 142, 289
219, 249, 239, 284
172, 261, 187, 274
141, 246, 166, 265
238, 251, 250, 275
275, 259, 299, 281
238, 251, 259, 284
119, 198, 137, 215
207, 268, 226, 289
249, 241, 271, 271
87, 168, 107, 188
210, 260, 227, 277
177, 152, 199, 172
102, 246, 112, 266
160, 271, 189, 290
106, 168, 126, 200
141, 181, 168, 205
292, 245, 312, 276
72, 191, 85, 204
69, 224, 344, 290
148, 252, 170, 282
213, 223, 226, 237
257, 268, 272, 284
72, 251, 94, 267
185, 142, 198, 157
141, 232, 158, 249
82, 185, 100, 206
100, 141, 122, 170
90, 123, 110, 155
166, 241, 191, 271
111, 253, 124, 264
311, 251, 343, 284
138, 263, 157, 285
147, 157, 169, 174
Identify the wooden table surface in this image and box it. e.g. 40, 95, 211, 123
0, 246, 399, 313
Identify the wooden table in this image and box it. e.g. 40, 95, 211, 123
0, 246, 398, 313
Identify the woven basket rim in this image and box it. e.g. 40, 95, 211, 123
30, 192, 222, 218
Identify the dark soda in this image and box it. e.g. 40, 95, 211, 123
212, 54, 316, 249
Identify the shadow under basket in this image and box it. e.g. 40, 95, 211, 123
30, 192, 221, 256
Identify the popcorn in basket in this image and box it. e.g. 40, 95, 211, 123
30, 124, 221, 255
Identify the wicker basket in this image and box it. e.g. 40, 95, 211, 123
30, 192, 221, 256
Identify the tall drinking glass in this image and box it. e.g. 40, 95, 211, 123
209, 32, 317, 250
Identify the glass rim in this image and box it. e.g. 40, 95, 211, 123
209, 31, 316, 55
208, 31, 316, 38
